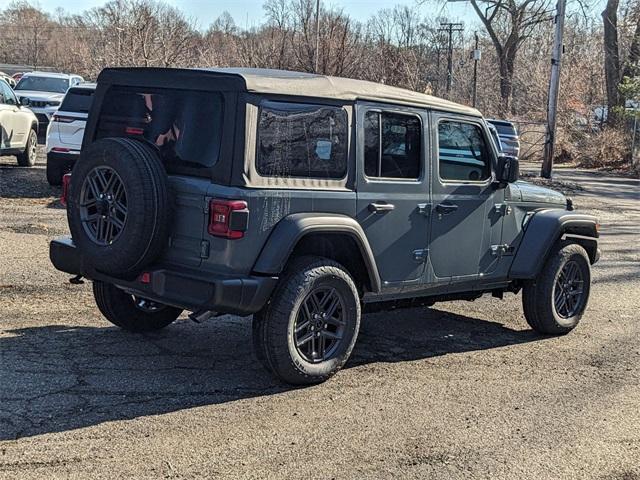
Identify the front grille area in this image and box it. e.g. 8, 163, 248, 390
29, 100, 48, 108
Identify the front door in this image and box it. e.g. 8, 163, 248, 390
355, 103, 430, 288
0, 81, 19, 150
428, 113, 502, 284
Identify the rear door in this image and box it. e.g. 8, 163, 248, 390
355, 103, 430, 289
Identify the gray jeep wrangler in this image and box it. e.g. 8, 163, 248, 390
50, 67, 600, 385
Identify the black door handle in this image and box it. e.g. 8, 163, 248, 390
368, 202, 395, 213
436, 203, 458, 215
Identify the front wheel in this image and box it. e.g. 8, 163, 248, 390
17, 129, 37, 167
93, 281, 182, 332
522, 243, 591, 335
253, 256, 361, 385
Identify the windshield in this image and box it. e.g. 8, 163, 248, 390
491, 122, 517, 136
15, 76, 69, 94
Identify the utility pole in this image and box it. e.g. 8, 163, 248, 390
314, 0, 321, 73
439, 22, 464, 98
541, 0, 567, 178
471, 31, 480, 108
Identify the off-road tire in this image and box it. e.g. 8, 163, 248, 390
17, 129, 37, 167
253, 256, 361, 385
67, 138, 171, 277
522, 242, 591, 335
93, 281, 182, 333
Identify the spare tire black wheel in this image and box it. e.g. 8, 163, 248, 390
67, 138, 171, 277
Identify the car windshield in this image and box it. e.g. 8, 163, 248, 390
15, 76, 69, 94
491, 122, 516, 136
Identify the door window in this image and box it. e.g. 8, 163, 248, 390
256, 101, 348, 179
364, 111, 421, 179
438, 120, 491, 182
0, 81, 17, 105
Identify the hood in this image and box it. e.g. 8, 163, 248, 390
14, 90, 65, 101
512, 180, 566, 206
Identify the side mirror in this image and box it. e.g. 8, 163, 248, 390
496, 155, 519, 185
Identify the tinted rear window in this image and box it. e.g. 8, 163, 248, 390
257, 101, 348, 179
96, 86, 223, 170
60, 89, 94, 113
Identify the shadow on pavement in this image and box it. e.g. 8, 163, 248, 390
0, 307, 541, 440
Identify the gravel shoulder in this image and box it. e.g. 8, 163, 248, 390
1, 152, 639, 479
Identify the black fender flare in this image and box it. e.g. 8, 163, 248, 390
509, 209, 599, 279
252, 213, 382, 293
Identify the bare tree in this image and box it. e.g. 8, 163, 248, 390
469, 0, 554, 114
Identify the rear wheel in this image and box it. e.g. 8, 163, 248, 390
46, 155, 66, 186
93, 281, 182, 332
522, 243, 591, 334
253, 256, 361, 385
17, 129, 37, 167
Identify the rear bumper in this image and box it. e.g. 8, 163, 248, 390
50, 237, 278, 316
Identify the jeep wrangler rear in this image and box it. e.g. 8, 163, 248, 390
50, 67, 600, 385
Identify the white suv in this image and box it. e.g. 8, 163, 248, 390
14, 72, 84, 132
45, 83, 95, 185
0, 78, 38, 166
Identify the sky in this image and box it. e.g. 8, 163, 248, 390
7, 0, 606, 30
15, 0, 493, 29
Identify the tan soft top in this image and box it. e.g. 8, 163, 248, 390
205, 68, 481, 117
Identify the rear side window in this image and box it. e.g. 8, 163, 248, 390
438, 120, 491, 182
364, 111, 421, 179
96, 86, 223, 170
257, 101, 348, 179
60, 89, 94, 113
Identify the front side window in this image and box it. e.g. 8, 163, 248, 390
96, 86, 223, 170
364, 111, 421, 179
438, 120, 491, 182
257, 101, 348, 179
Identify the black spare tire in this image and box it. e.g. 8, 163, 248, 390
67, 138, 171, 277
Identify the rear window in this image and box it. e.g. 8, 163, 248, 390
96, 86, 223, 170
60, 88, 94, 113
257, 101, 348, 179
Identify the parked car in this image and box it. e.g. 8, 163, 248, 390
0, 78, 38, 166
50, 68, 600, 385
45, 83, 96, 185
487, 121, 504, 153
14, 71, 84, 131
487, 118, 520, 157
12, 72, 26, 82
0, 72, 16, 88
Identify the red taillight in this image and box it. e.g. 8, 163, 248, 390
51, 147, 70, 153
52, 114, 75, 123
61, 173, 72, 207
125, 126, 144, 135
208, 199, 249, 239
138, 272, 151, 284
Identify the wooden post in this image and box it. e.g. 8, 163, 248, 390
541, 0, 567, 178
